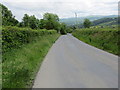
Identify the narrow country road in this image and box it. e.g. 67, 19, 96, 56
33, 34, 118, 88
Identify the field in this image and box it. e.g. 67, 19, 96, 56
2, 26, 60, 88
72, 27, 119, 55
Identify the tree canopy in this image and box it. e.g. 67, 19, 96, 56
21, 14, 39, 29
83, 19, 91, 28
42, 13, 60, 30
1, 3, 19, 26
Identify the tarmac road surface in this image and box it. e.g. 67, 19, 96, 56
33, 34, 118, 88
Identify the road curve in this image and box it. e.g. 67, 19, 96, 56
33, 34, 118, 88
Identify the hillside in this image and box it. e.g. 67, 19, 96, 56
60, 15, 117, 26
69, 17, 118, 28
92, 17, 118, 26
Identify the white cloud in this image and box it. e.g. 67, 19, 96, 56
1, 0, 118, 21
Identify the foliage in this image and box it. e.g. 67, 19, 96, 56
19, 13, 68, 34
66, 27, 73, 33
21, 14, 39, 29
83, 18, 92, 28
60, 23, 67, 34
1, 3, 19, 26
22, 13, 60, 30
1, 4, 69, 35
41, 13, 60, 31
43, 13, 59, 21
2, 26, 60, 88
22, 14, 30, 27
2, 33, 60, 88
39, 19, 46, 29
72, 27, 119, 55
2, 26, 57, 53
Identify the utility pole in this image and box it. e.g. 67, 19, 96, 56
75, 12, 78, 29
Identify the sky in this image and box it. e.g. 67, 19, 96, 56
1, 0, 119, 21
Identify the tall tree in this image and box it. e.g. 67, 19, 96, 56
43, 13, 59, 21
83, 18, 91, 28
42, 13, 59, 30
39, 19, 46, 29
29, 15, 39, 29
22, 14, 30, 27
22, 14, 39, 29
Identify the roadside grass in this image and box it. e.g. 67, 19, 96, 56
2, 33, 60, 88
72, 27, 119, 55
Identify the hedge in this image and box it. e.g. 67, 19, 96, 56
72, 27, 119, 55
2, 26, 57, 53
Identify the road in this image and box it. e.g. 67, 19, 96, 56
33, 34, 118, 88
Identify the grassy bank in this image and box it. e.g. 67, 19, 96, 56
72, 27, 119, 55
3, 34, 60, 88
2, 27, 60, 88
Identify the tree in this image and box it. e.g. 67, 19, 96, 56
39, 19, 46, 29
83, 19, 91, 28
29, 15, 39, 29
22, 14, 39, 29
22, 14, 30, 27
1, 3, 19, 26
54, 22, 61, 33
42, 13, 60, 30
21, 13, 65, 31
43, 13, 59, 22
60, 23, 67, 34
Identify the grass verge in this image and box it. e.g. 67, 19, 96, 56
72, 27, 119, 55
2, 33, 60, 88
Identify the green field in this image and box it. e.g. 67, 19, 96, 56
2, 27, 60, 88
72, 27, 119, 55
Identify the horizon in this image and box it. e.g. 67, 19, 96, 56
60, 15, 117, 19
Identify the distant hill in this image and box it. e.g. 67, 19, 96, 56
78, 17, 118, 28
67, 17, 118, 28
92, 17, 118, 26
60, 15, 117, 26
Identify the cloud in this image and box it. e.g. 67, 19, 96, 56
1, 0, 118, 21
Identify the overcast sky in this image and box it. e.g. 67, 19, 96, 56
1, 0, 119, 21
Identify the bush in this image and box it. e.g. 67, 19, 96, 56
2, 26, 57, 53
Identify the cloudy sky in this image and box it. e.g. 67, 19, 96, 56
1, 0, 119, 21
